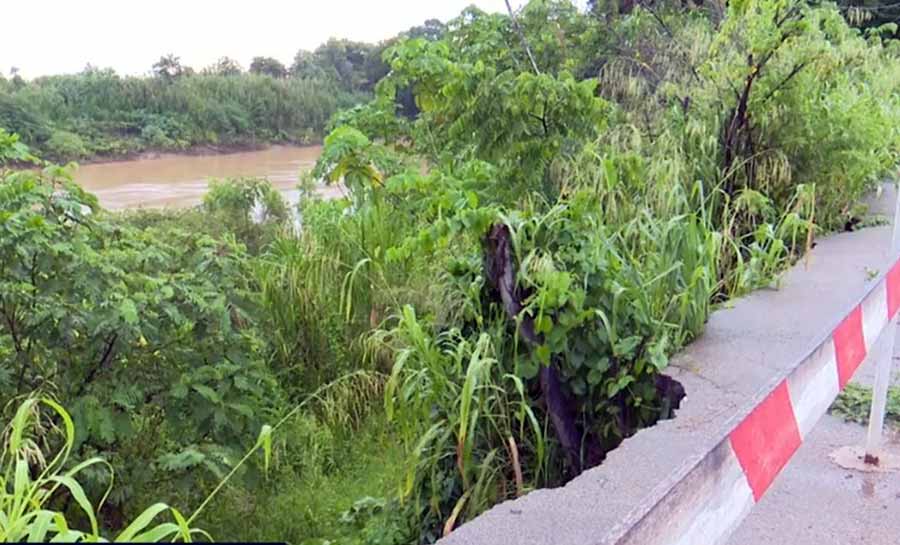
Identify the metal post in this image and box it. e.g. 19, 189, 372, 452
864, 183, 900, 465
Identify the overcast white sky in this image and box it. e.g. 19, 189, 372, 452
2, 1, 518, 78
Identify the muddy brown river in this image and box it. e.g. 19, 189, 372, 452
74, 145, 340, 210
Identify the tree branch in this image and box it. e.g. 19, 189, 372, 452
504, 0, 541, 75
760, 61, 810, 103
76, 332, 119, 397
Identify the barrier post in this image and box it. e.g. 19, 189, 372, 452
863, 184, 900, 465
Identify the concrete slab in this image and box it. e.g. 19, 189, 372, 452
439, 185, 900, 545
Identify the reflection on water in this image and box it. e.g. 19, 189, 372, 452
74, 145, 343, 210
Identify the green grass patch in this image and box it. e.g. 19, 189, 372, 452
830, 383, 900, 425
197, 416, 405, 544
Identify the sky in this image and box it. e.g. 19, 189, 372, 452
2, 0, 516, 79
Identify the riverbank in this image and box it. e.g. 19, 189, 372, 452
1, 69, 366, 169
66, 137, 325, 166
5, 139, 324, 171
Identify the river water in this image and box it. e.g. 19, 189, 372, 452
74, 145, 339, 210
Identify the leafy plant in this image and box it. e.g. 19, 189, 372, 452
203, 176, 289, 252
0, 128, 34, 165
0, 397, 205, 542
0, 164, 278, 517
370, 307, 544, 539
831, 383, 900, 425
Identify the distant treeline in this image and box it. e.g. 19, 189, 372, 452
0, 19, 446, 162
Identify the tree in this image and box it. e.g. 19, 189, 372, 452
290, 21, 446, 90
152, 53, 186, 80
8, 67, 25, 90
290, 49, 323, 78
311, 38, 378, 91
404, 18, 448, 41
249, 56, 287, 78
205, 56, 243, 76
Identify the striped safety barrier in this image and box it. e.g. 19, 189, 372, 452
607, 256, 900, 545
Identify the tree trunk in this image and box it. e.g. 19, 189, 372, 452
483, 223, 597, 472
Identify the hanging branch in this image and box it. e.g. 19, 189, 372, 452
505, 0, 541, 74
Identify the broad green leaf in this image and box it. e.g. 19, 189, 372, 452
114, 503, 171, 542
119, 298, 139, 325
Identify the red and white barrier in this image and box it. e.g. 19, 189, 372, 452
610, 256, 900, 545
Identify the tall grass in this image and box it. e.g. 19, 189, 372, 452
0, 398, 205, 542
368, 307, 546, 538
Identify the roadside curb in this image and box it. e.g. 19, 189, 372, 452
605, 255, 900, 545
439, 189, 899, 545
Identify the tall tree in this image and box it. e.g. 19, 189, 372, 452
289, 50, 321, 78
152, 54, 186, 80
205, 56, 244, 76
312, 38, 377, 91
404, 18, 448, 41
249, 56, 288, 78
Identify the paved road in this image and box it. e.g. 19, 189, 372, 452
727, 322, 900, 545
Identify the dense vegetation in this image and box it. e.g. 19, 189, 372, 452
0, 68, 362, 162
2, 0, 899, 543
0, 20, 449, 163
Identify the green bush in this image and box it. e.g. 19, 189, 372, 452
44, 130, 89, 160
140, 123, 176, 149
0, 165, 279, 518
0, 127, 33, 164
203, 177, 289, 252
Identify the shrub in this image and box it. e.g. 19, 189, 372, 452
0, 165, 278, 517
44, 130, 89, 160
203, 177, 290, 252
140, 123, 176, 149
